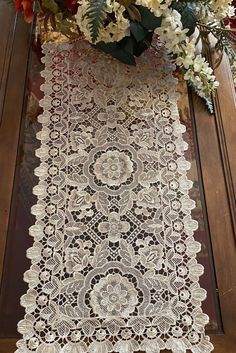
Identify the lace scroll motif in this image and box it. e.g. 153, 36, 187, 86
16, 41, 213, 353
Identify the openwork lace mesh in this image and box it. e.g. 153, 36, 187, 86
15, 40, 213, 353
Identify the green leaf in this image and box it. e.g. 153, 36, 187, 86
85, 0, 107, 43
42, 0, 59, 14
186, 78, 214, 114
204, 97, 214, 114
133, 32, 153, 57
180, 4, 197, 36
170, 1, 186, 13
120, 37, 135, 54
137, 5, 162, 30
56, 19, 78, 38
94, 41, 117, 53
94, 39, 136, 65
111, 47, 136, 65
54, 0, 64, 7
130, 21, 147, 42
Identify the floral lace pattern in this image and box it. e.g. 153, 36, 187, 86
15, 40, 213, 353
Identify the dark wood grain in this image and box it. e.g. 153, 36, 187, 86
0, 1, 16, 127
189, 53, 236, 351
0, 7, 32, 284
212, 53, 236, 240
0, 339, 17, 353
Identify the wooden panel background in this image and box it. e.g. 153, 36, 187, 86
189, 53, 236, 352
0, 2, 32, 284
0, 2, 235, 351
0, 3, 32, 351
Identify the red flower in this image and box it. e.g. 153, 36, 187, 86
15, 0, 34, 23
223, 0, 236, 38
64, 0, 78, 15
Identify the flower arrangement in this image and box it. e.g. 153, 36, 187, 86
16, 0, 236, 110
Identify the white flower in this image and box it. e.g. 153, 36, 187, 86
175, 38, 196, 69
193, 55, 212, 73
155, 9, 189, 54
76, 0, 130, 44
90, 274, 138, 317
184, 54, 217, 98
135, 0, 172, 17
209, 0, 235, 20
156, 7, 218, 97
227, 5, 235, 17
98, 212, 130, 242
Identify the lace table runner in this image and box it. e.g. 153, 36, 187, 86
16, 40, 213, 353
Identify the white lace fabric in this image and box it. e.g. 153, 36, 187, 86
15, 40, 213, 353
